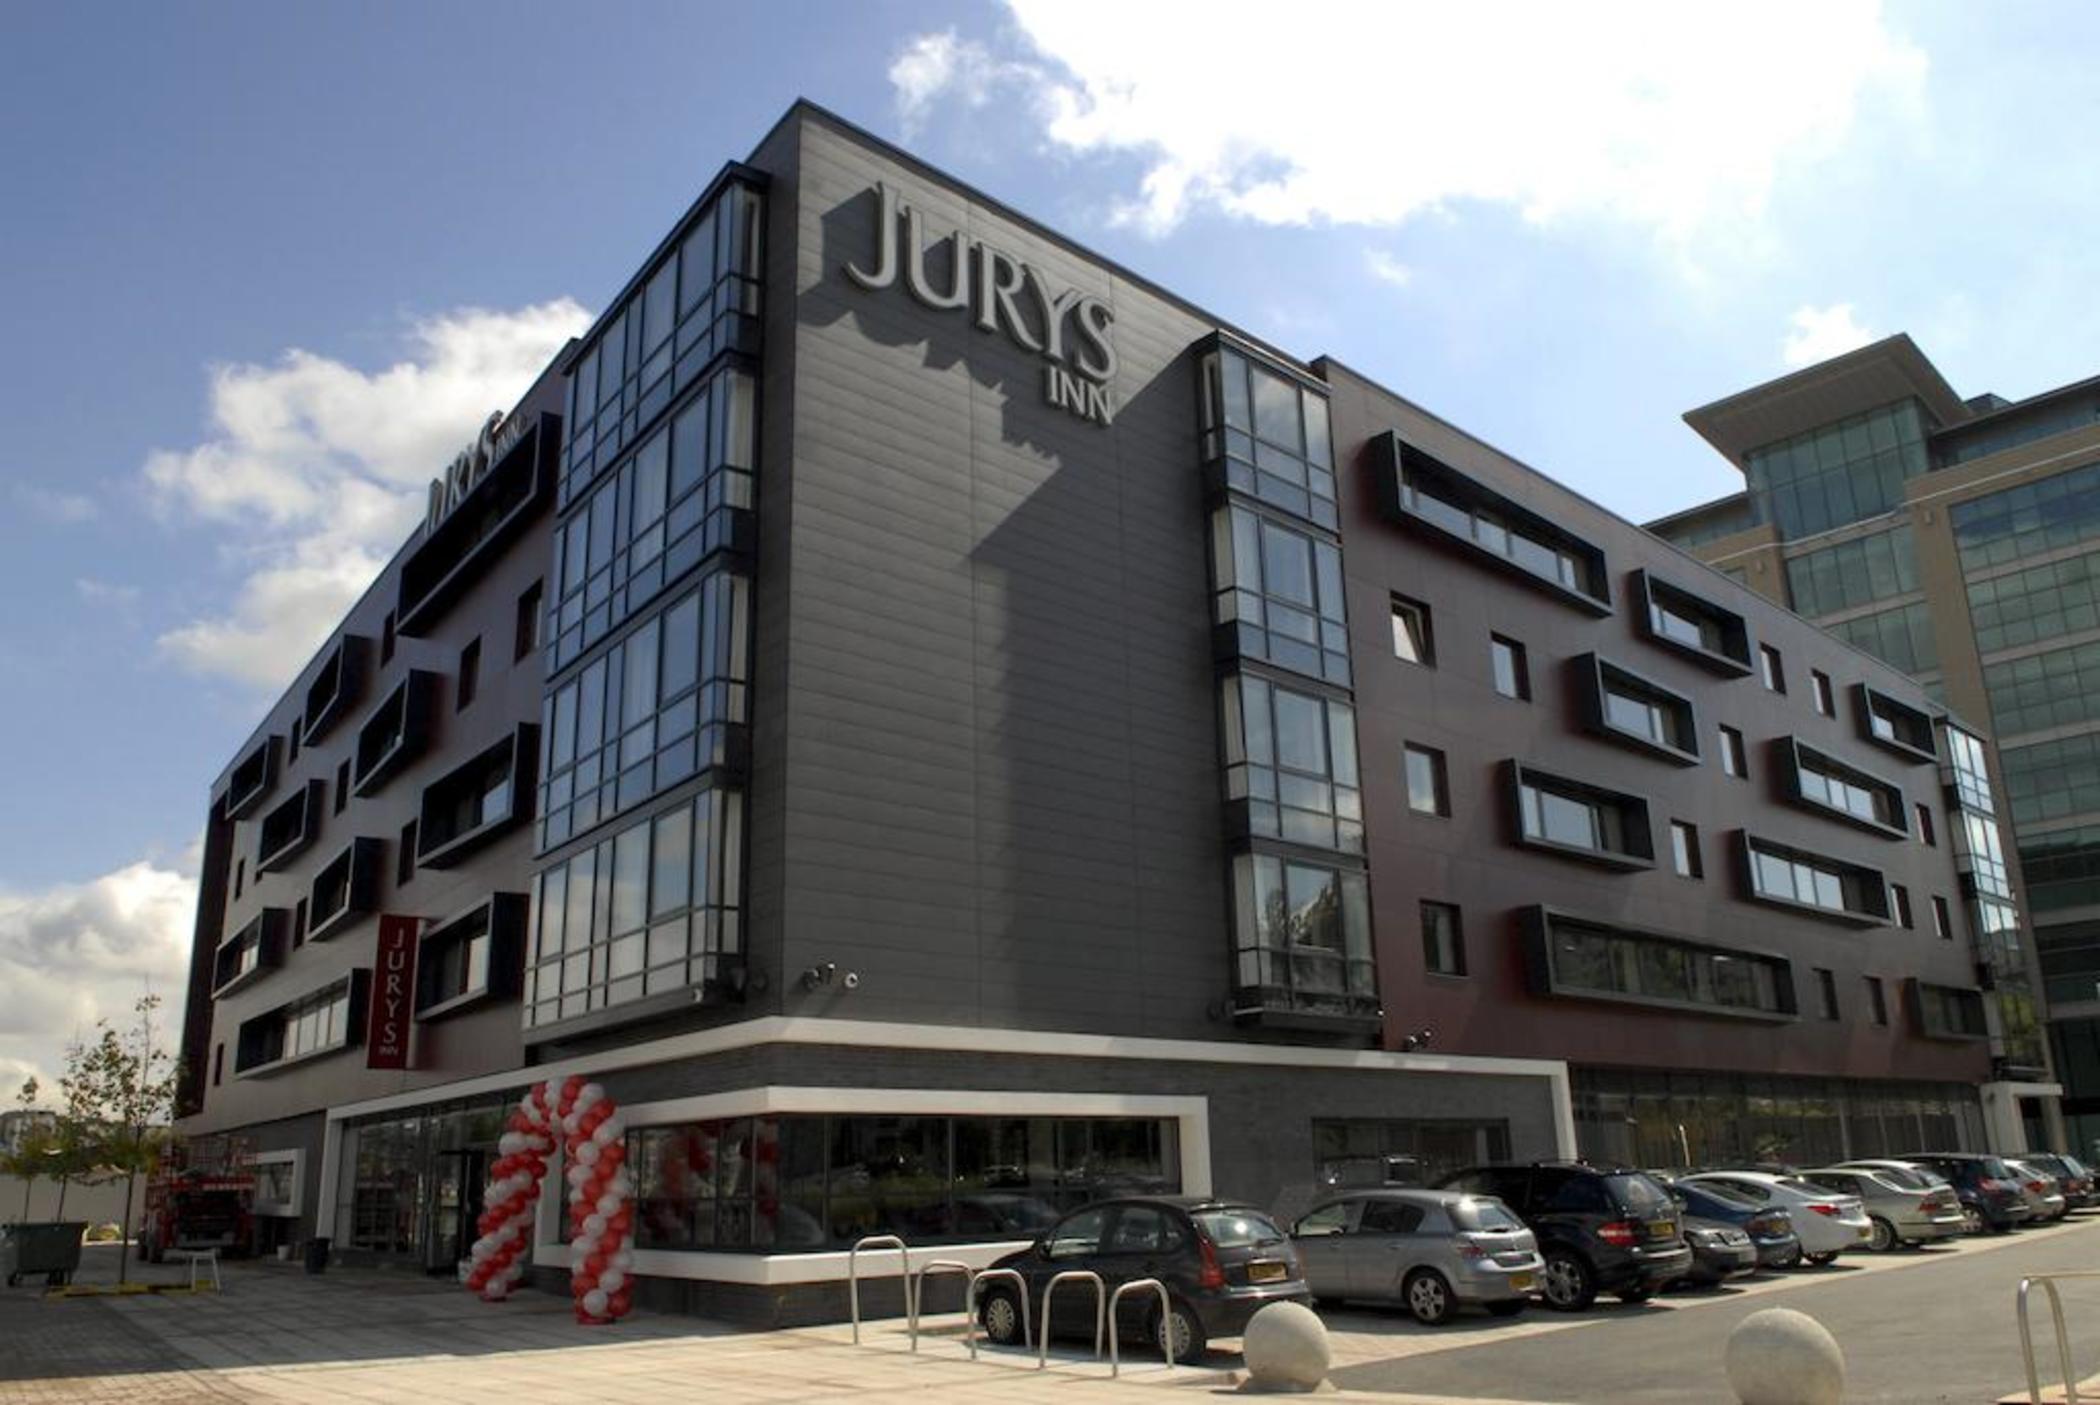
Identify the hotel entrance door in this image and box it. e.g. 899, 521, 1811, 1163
426, 1149, 488, 1276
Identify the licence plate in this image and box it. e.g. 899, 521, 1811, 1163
1247, 1261, 1287, 1284
1856, 1226, 1872, 1240
1510, 1272, 1535, 1292
1648, 1220, 1677, 1240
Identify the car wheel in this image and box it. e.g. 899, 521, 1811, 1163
1617, 1285, 1656, 1304
1152, 1299, 1206, 1363
977, 1286, 1024, 1347
1540, 1252, 1596, 1312
1960, 1204, 1984, 1235
1988, 1216, 2013, 1235
1805, 1251, 1839, 1266
1404, 1269, 1455, 1326
1485, 1300, 1527, 1318
1868, 1217, 1898, 1253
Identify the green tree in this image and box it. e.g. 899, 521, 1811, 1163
4, 1076, 42, 1220
61, 995, 180, 1284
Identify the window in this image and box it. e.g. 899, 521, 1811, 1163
1359, 1201, 1426, 1234
1512, 763, 1654, 868
1490, 635, 1529, 700
397, 821, 417, 888
515, 580, 542, 662
418, 725, 534, 868
457, 637, 481, 712
1375, 434, 1611, 612
417, 894, 525, 1019
1391, 596, 1434, 666
1786, 525, 1920, 617
1760, 644, 1786, 694
1744, 835, 1892, 923
1866, 976, 1889, 1026
353, 670, 436, 797
1858, 684, 1936, 761
1634, 569, 1753, 674
1422, 901, 1465, 976
380, 610, 396, 665
292, 898, 308, 946
1744, 400, 1927, 538
1576, 656, 1699, 764
1313, 1118, 1511, 1189
212, 909, 286, 997
309, 838, 381, 943
333, 761, 349, 815
287, 725, 300, 763
234, 975, 361, 1075
257, 780, 324, 873
525, 787, 745, 1031
1229, 854, 1377, 1022
1220, 675, 1362, 853
302, 634, 369, 744
1913, 981, 1988, 1040
1405, 744, 1449, 817
1527, 908, 1792, 1019
1671, 820, 1703, 878
212, 1042, 223, 1088
234, 858, 245, 901
1916, 803, 1936, 846
1200, 345, 1338, 529
1828, 601, 1938, 676
1295, 1203, 1350, 1236
224, 734, 279, 821
1720, 725, 1748, 779
1932, 895, 1952, 940
1891, 883, 1913, 929
1208, 505, 1351, 686
1812, 670, 1835, 717
1816, 968, 1840, 1020
1785, 739, 1906, 836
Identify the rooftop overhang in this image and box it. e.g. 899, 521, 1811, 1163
1684, 334, 1973, 471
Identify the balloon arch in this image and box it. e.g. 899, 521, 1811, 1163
463, 1075, 636, 1324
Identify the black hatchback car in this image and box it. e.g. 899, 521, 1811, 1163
1438, 1163, 1691, 1311
1898, 1153, 2031, 1233
980, 1196, 1308, 1360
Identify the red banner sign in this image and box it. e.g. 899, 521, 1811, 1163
367, 915, 421, 1069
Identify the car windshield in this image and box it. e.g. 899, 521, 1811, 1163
1774, 1176, 1830, 1196
1454, 1199, 1523, 1232
1685, 1181, 1758, 1210
1607, 1173, 1674, 1212
1196, 1209, 1287, 1248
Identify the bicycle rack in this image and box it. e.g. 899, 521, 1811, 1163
964, 1268, 1032, 1360
1038, 1270, 1106, 1370
2019, 1271, 2100, 1404
1108, 1277, 1174, 1378
849, 1235, 911, 1345
907, 1259, 976, 1353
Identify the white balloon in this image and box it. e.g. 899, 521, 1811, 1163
498, 1132, 525, 1155
576, 1142, 600, 1166
585, 1214, 606, 1237
614, 1249, 635, 1271
592, 1121, 617, 1146
583, 1288, 609, 1317
596, 1193, 620, 1217
601, 1269, 625, 1293
601, 1114, 625, 1138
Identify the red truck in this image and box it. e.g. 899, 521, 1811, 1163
140, 1136, 255, 1263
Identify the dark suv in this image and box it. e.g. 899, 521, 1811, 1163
981, 1196, 1308, 1360
1439, 1163, 1691, 1311
1899, 1153, 2031, 1233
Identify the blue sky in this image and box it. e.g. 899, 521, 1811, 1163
4, 0, 2099, 1089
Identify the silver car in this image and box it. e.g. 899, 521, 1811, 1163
2007, 1159, 2070, 1221
1291, 1189, 1542, 1325
1801, 1166, 1965, 1250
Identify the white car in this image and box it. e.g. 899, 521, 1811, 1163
1681, 1172, 1871, 1264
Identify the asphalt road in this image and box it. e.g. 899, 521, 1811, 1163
1329, 1214, 2100, 1403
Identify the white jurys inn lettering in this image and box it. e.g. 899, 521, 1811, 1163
426, 408, 535, 534
846, 182, 1118, 426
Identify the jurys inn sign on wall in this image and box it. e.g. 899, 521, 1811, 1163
847, 183, 1119, 427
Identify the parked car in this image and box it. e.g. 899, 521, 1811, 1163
1896, 1153, 2034, 1234
2021, 1152, 2098, 1210
1437, 1162, 1690, 1311
1675, 1214, 1758, 1288
1290, 1189, 1541, 1324
1679, 1172, 1870, 1264
1653, 1174, 1803, 1269
1800, 1166, 1964, 1251
2006, 1159, 2070, 1222
979, 1197, 1307, 1360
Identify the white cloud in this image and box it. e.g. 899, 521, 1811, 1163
889, 29, 1040, 138
75, 578, 141, 610
896, 2, 1926, 249
145, 300, 589, 692
0, 858, 199, 1096
15, 485, 97, 523
1364, 251, 1413, 289
1782, 302, 1878, 367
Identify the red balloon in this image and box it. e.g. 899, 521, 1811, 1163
609, 1288, 633, 1316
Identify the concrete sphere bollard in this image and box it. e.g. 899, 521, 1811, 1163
1241, 1300, 1330, 1393
1725, 1307, 1846, 1405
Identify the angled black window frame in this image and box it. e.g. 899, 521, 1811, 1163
1630, 568, 1754, 676
222, 734, 281, 822
398, 411, 560, 636
417, 724, 539, 869
1739, 831, 1892, 926
1906, 978, 1989, 1041
1519, 906, 1797, 1023
415, 892, 528, 1022
212, 908, 288, 999
1505, 760, 1656, 870
1779, 737, 1909, 839
353, 669, 440, 798
256, 779, 326, 874
307, 837, 384, 944
234, 971, 368, 1078
1368, 432, 1612, 615
1855, 683, 1937, 764
1573, 653, 1700, 766
302, 634, 371, 746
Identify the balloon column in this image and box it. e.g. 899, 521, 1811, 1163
462, 1075, 637, 1324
